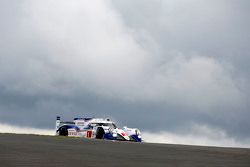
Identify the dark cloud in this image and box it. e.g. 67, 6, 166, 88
0, 0, 249, 146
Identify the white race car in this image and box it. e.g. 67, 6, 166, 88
55, 116, 142, 142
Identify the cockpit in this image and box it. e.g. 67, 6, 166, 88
88, 122, 117, 129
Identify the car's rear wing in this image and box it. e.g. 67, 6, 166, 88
55, 116, 61, 131
55, 116, 75, 130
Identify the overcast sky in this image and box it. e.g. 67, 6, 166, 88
0, 0, 250, 147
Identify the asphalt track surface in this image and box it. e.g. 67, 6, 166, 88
0, 133, 250, 167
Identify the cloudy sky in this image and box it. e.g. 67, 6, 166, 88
0, 0, 250, 147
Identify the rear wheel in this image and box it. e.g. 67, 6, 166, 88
59, 127, 68, 136
96, 127, 105, 139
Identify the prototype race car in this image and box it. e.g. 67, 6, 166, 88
55, 116, 142, 142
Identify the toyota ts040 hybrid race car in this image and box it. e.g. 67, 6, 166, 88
55, 116, 142, 142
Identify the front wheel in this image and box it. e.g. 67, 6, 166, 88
96, 127, 105, 139
59, 127, 68, 136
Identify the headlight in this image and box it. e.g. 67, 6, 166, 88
112, 133, 118, 137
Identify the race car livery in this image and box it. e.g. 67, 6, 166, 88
55, 116, 142, 142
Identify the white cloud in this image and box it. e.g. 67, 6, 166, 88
142, 55, 244, 111
2, 0, 149, 98
0, 123, 54, 136
143, 124, 250, 148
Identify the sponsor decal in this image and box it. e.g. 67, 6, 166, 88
87, 130, 92, 138
68, 129, 78, 136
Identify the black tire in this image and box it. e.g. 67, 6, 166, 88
59, 127, 68, 136
96, 127, 105, 139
